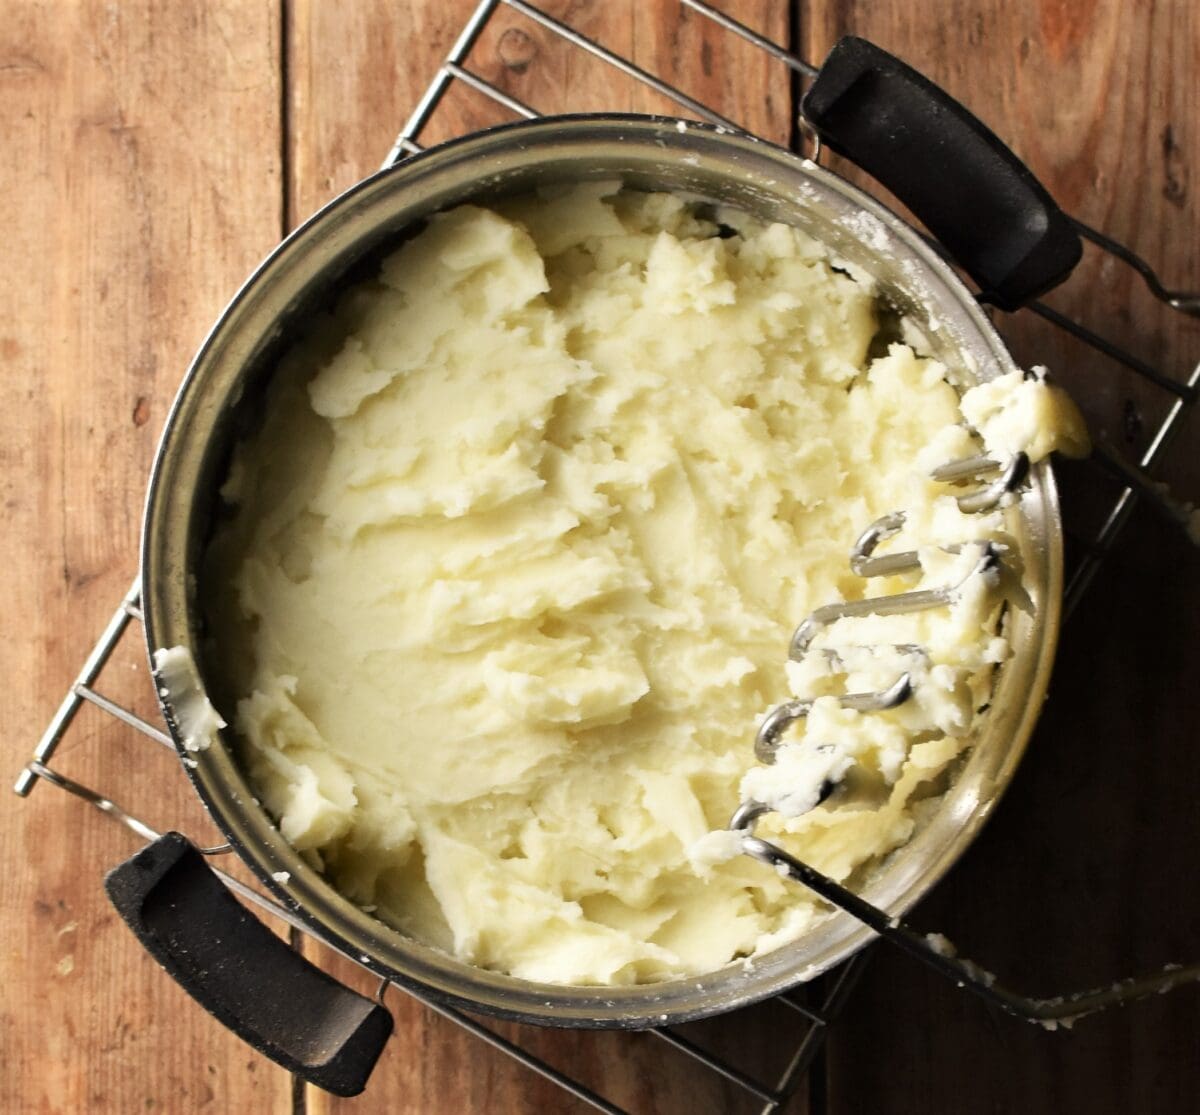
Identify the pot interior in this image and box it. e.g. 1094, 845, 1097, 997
142, 114, 1061, 1028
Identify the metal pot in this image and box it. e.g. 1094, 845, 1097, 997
132, 113, 1063, 1091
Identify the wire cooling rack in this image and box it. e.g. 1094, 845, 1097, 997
14, 2, 1200, 1111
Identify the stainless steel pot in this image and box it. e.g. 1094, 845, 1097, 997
135, 113, 1062, 1087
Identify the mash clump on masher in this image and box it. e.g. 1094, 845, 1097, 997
204, 183, 1087, 985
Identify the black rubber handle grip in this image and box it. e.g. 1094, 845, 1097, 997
802, 37, 1082, 311
105, 833, 393, 1097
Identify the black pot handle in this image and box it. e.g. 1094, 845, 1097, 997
104, 832, 393, 1097
802, 36, 1082, 311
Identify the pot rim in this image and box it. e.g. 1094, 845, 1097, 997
142, 112, 1062, 1028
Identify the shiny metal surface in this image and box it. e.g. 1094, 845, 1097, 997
141, 114, 1063, 1029
788, 544, 1006, 660
849, 512, 1014, 579
849, 511, 918, 577
754, 673, 914, 764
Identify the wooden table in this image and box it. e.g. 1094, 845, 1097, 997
3, 2, 1197, 1112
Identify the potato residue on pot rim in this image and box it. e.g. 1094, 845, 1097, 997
199, 182, 1087, 985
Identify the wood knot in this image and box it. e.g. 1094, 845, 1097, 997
1161, 124, 1188, 207
1122, 398, 1143, 444
498, 27, 538, 74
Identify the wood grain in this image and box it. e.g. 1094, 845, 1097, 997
286, 3, 798, 1112
797, 3, 1200, 1113
4, 1, 1197, 1113
0, 2, 291, 1112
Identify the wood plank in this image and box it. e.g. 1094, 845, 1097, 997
285, 3, 805, 1112
0, 2, 291, 1112
287, 0, 793, 218
17, 3, 1194, 1112
796, 3, 1200, 1113
304, 948, 820, 1115
285, 0, 481, 224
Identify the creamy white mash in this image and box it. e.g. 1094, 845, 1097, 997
203, 184, 1087, 985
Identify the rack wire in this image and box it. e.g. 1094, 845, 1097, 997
14, 1, 1199, 1111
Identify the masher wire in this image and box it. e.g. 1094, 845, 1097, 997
15, 1, 1199, 1112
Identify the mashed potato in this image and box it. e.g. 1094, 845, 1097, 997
202, 184, 1086, 985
